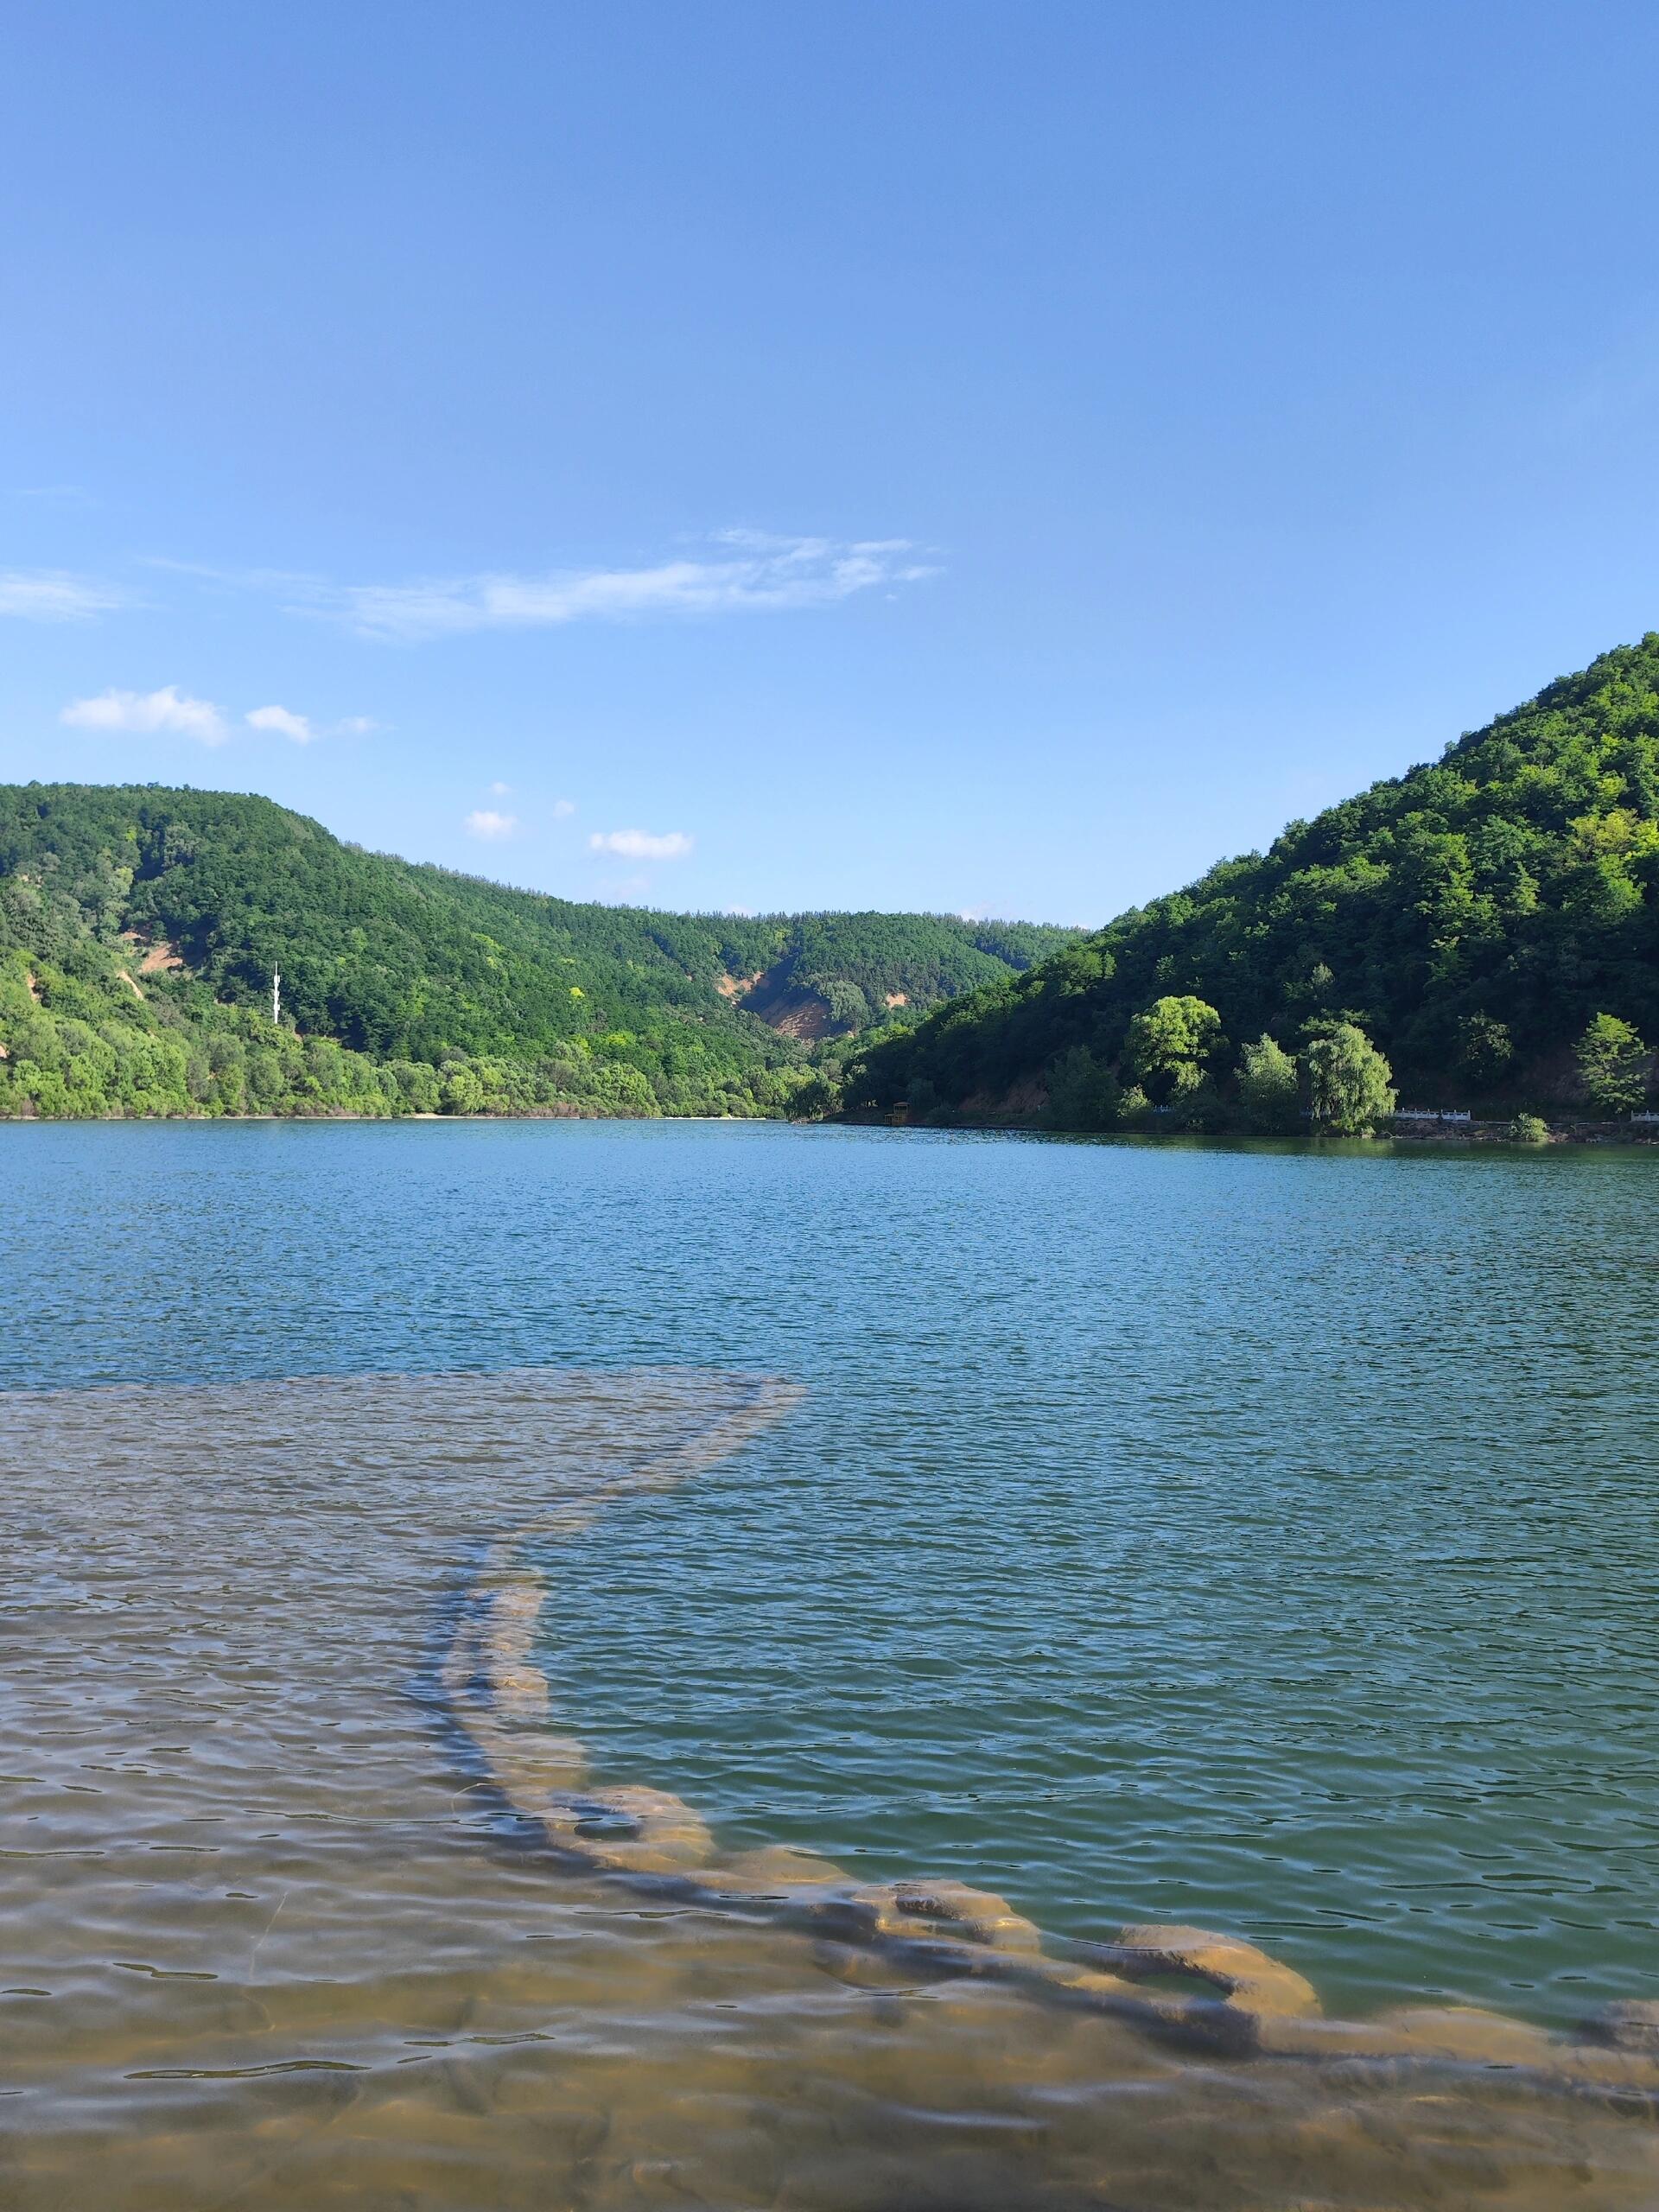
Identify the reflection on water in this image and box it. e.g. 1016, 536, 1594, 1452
4, 1365, 1659, 2210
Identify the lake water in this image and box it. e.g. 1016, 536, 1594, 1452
5, 1119, 1659, 2209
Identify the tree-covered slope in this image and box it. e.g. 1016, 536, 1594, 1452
844, 634, 1659, 1121
0, 783, 1073, 1120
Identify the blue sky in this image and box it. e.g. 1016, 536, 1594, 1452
3, 3, 1659, 925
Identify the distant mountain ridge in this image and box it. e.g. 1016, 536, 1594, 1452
843, 633, 1659, 1122
0, 783, 1077, 1120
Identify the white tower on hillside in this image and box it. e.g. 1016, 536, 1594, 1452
271, 966, 282, 1026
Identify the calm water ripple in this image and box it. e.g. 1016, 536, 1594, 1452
3, 1119, 1659, 2209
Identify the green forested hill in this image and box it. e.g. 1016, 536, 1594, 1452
0, 784, 1074, 1119
843, 634, 1659, 1125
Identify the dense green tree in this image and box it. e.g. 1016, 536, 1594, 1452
842, 633, 1659, 1122
1575, 1012, 1650, 1116
1237, 1034, 1301, 1132
0, 786, 1073, 1122
1122, 995, 1223, 1102
1166, 1077, 1228, 1133
1454, 1013, 1514, 1087
387, 1059, 442, 1113
1306, 1022, 1396, 1135
1044, 1045, 1122, 1131
785, 912, 1071, 1024
822, 978, 874, 1032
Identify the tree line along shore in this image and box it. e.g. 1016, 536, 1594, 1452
0, 784, 1071, 1123
4, 632, 1659, 1138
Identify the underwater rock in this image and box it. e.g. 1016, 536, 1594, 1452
441, 1565, 553, 1727
427, 1376, 1659, 2094
1014, 1955, 1141, 2005
1580, 2000, 1659, 2054
1251, 2012, 1427, 2060
487, 1733, 588, 1786
486, 1664, 550, 1719
532, 1784, 715, 1875
823, 1880, 1045, 1957
695, 1847, 849, 1900
1084, 1922, 1322, 2055
1096, 1923, 1321, 2012
1370, 2006, 1558, 2066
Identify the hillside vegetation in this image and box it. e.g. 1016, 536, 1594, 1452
0, 784, 1074, 1120
843, 634, 1659, 1128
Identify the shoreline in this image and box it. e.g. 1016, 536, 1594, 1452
838, 1109, 1659, 1147
0, 1108, 773, 1127
2, 1103, 1656, 1146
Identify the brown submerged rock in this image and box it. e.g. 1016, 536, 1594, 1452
695, 1847, 849, 1900
1370, 2006, 1559, 2066
532, 1784, 715, 1875
1084, 1922, 1322, 2055
1097, 1923, 1321, 2012
823, 1879, 1045, 1957
1580, 2000, 1659, 2054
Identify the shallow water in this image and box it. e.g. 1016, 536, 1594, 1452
4, 1120, 1659, 2208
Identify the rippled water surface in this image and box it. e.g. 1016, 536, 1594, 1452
4, 1118, 1659, 2209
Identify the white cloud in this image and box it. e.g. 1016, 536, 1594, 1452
247, 703, 315, 744
465, 809, 518, 840
2, 569, 127, 620
299, 533, 937, 642
246, 704, 380, 742
551, 798, 575, 818
61, 684, 226, 744
588, 828, 693, 861
488, 779, 512, 796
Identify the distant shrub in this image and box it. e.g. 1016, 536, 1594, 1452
1168, 1077, 1226, 1133
1510, 1113, 1549, 1145
1237, 1033, 1300, 1132
905, 1075, 942, 1122
1575, 1013, 1650, 1116
1045, 1046, 1122, 1132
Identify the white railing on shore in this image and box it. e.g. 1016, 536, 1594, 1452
1394, 1108, 1471, 1122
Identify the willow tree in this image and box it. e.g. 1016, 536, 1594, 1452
1575, 1014, 1650, 1116
1306, 1022, 1395, 1135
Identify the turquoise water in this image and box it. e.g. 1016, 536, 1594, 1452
7, 1118, 1658, 2031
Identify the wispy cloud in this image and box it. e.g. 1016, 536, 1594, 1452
465, 809, 517, 840
2, 569, 128, 621
61, 684, 226, 743
288, 533, 936, 642
6, 485, 94, 506
246, 703, 315, 744
488, 779, 512, 796
589, 828, 692, 861
551, 798, 575, 819
245, 703, 381, 743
